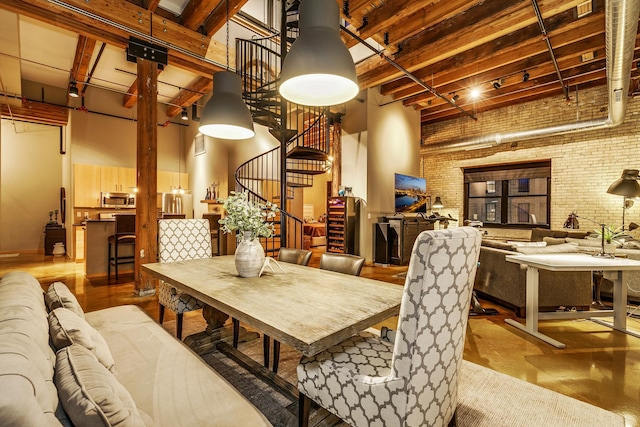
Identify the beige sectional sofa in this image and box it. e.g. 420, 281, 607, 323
0, 271, 271, 427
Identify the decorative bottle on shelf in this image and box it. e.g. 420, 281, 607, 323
205, 187, 211, 200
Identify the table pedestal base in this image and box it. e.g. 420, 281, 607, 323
183, 305, 259, 355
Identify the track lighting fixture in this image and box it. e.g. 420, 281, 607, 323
452, 94, 460, 102
493, 80, 501, 90
523, 70, 530, 82
181, 107, 188, 121
68, 82, 79, 98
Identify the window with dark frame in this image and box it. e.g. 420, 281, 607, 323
464, 161, 551, 228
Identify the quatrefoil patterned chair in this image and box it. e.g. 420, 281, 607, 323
158, 219, 211, 340
297, 227, 482, 427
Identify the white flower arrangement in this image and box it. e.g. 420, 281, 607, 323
218, 191, 278, 239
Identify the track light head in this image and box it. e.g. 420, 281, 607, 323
452, 94, 460, 102
493, 81, 501, 90
68, 82, 79, 98
181, 107, 188, 121
523, 70, 530, 82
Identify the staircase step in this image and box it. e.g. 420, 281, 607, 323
286, 146, 330, 161
286, 168, 328, 176
270, 128, 298, 142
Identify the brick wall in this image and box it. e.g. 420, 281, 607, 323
420, 86, 640, 237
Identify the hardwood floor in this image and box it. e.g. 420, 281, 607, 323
2, 251, 639, 426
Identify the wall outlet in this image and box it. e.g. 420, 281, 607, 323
76, 212, 81, 217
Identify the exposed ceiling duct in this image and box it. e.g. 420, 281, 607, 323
421, 0, 640, 155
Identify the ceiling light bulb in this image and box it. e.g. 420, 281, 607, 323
470, 88, 481, 99
279, 0, 359, 106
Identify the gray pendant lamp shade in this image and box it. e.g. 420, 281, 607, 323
279, 0, 359, 106
607, 169, 640, 197
198, 71, 255, 140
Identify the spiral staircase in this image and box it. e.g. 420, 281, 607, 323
234, 2, 334, 256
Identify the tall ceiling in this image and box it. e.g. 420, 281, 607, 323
0, 0, 638, 127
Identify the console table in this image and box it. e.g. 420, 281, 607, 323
382, 216, 434, 265
505, 253, 640, 348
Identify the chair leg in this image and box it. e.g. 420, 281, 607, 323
107, 242, 112, 283
263, 335, 270, 368
272, 340, 281, 373
176, 312, 183, 340
298, 392, 310, 427
159, 304, 165, 324
114, 242, 119, 280
232, 318, 240, 348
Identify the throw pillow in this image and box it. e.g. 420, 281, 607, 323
55, 344, 145, 427
515, 242, 579, 254
507, 241, 547, 247
543, 237, 567, 246
45, 282, 84, 319
48, 308, 115, 372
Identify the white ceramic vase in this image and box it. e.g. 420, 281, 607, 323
52, 242, 65, 257
234, 231, 265, 278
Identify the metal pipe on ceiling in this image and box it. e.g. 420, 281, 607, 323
422, 0, 640, 154
532, 0, 570, 101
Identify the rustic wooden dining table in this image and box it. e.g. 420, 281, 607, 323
142, 255, 404, 358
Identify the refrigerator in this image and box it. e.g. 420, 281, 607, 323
159, 193, 193, 218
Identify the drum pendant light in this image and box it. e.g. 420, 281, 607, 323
198, 0, 255, 140
279, 0, 359, 106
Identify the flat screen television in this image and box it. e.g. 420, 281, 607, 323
394, 173, 428, 214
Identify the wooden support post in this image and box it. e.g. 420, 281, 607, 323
331, 121, 342, 197
134, 58, 158, 296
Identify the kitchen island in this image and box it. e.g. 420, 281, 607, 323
84, 218, 134, 278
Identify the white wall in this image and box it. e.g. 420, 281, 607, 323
1, 119, 63, 253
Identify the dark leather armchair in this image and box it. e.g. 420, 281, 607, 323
277, 248, 312, 266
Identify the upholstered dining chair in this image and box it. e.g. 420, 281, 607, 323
157, 219, 211, 340
261, 247, 313, 371
107, 213, 136, 282
298, 227, 482, 427
277, 247, 312, 266
319, 252, 365, 276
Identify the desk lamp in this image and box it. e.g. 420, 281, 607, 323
607, 169, 640, 231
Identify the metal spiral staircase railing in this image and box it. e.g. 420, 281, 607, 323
234, 20, 333, 256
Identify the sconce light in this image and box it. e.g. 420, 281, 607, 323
523, 70, 530, 82
68, 82, 79, 98
181, 107, 188, 121
279, 0, 358, 106
492, 80, 501, 90
432, 196, 444, 209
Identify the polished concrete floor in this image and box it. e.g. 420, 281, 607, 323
2, 251, 639, 426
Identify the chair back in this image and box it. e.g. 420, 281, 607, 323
114, 214, 135, 237
391, 227, 481, 426
162, 213, 186, 219
277, 248, 312, 266
202, 213, 222, 232
319, 253, 365, 276
158, 219, 212, 262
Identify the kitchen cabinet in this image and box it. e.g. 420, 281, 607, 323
74, 164, 101, 208
157, 171, 189, 193
101, 166, 136, 193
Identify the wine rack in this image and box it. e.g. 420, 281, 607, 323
326, 196, 359, 254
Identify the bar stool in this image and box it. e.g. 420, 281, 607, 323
203, 213, 222, 256
107, 214, 136, 282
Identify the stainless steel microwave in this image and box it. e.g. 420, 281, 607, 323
101, 192, 136, 208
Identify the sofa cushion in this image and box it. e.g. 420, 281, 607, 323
543, 236, 567, 246
48, 308, 115, 372
515, 242, 580, 254
566, 237, 603, 247
45, 282, 84, 319
481, 239, 516, 250
566, 231, 589, 239
55, 344, 145, 427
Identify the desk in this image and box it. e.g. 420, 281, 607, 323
142, 256, 403, 357
505, 253, 640, 348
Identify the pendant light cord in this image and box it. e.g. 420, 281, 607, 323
226, 0, 230, 70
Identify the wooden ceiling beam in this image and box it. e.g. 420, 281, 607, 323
203, 0, 250, 36
69, 35, 97, 96
356, 0, 592, 89
381, 4, 605, 97
181, 0, 222, 30
165, 76, 213, 117
0, 100, 69, 126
